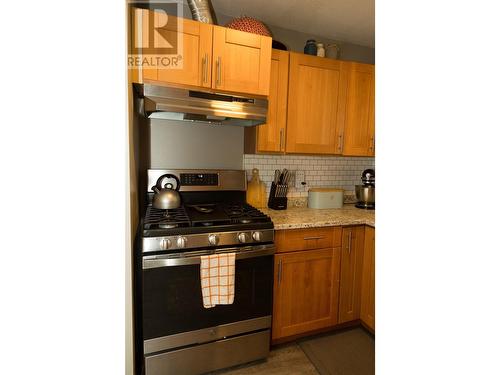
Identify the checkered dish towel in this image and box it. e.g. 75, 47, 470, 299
200, 253, 236, 308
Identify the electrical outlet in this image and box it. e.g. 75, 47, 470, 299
295, 170, 306, 192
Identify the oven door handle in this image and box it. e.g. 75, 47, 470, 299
142, 244, 276, 269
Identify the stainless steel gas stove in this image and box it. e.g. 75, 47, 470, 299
135, 169, 275, 375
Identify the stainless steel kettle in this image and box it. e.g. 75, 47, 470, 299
151, 174, 181, 209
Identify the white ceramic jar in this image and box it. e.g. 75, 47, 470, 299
316, 43, 325, 57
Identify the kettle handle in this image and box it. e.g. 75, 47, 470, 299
155, 174, 181, 191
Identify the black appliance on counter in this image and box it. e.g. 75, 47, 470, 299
134, 169, 275, 375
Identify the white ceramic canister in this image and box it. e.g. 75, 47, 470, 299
316, 42, 325, 57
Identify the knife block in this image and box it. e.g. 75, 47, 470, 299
268, 182, 288, 210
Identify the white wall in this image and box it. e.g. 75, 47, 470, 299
178, 5, 375, 64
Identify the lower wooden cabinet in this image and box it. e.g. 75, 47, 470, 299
360, 226, 375, 331
272, 247, 341, 340
338, 226, 365, 323
271, 225, 374, 341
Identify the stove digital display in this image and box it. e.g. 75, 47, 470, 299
180, 173, 218, 186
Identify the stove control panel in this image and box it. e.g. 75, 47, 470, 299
142, 229, 275, 253
180, 173, 218, 186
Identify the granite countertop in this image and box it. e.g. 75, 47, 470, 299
261, 204, 375, 230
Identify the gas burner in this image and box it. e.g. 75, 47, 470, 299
142, 199, 273, 236
159, 223, 179, 229
188, 204, 216, 214
143, 206, 190, 230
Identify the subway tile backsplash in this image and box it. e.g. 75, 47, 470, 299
243, 154, 375, 198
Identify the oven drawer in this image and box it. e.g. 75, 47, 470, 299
145, 330, 270, 375
275, 227, 342, 253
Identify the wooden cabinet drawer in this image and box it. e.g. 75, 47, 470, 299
275, 227, 342, 253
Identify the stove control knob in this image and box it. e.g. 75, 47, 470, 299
177, 236, 188, 248
208, 234, 219, 246
252, 231, 262, 242
160, 238, 171, 250
238, 232, 250, 243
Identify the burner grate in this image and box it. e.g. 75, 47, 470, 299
144, 206, 191, 229
223, 203, 270, 224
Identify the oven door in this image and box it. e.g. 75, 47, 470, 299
141, 244, 274, 354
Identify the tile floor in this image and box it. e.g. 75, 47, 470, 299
209, 342, 318, 375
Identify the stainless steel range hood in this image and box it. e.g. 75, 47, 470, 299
134, 83, 268, 127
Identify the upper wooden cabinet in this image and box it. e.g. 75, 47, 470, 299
360, 226, 375, 331
245, 50, 289, 153
285, 52, 347, 154
341, 62, 375, 156
131, 9, 272, 96
212, 26, 272, 96
338, 226, 365, 324
154, 13, 213, 88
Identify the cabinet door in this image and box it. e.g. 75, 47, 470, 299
342, 62, 375, 156
272, 248, 341, 340
361, 226, 375, 330
130, 7, 156, 82
255, 50, 289, 153
285, 52, 347, 154
212, 26, 272, 95
153, 13, 213, 88
338, 226, 365, 323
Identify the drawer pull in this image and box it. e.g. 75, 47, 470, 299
303, 236, 325, 240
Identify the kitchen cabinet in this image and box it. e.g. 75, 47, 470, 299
272, 227, 342, 341
131, 9, 272, 96
212, 26, 272, 96
275, 226, 341, 253
272, 225, 375, 341
341, 62, 375, 156
245, 49, 289, 153
154, 12, 213, 88
285, 52, 347, 154
272, 248, 341, 340
131, 9, 212, 86
338, 226, 365, 323
360, 226, 375, 331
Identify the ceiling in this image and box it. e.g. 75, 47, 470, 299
209, 0, 375, 47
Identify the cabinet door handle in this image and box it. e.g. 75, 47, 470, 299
202, 53, 209, 83
277, 259, 282, 286
279, 128, 285, 151
201, 55, 206, 83
216, 56, 222, 86
338, 134, 343, 153
369, 136, 374, 153
303, 236, 325, 240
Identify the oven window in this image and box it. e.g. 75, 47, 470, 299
142, 255, 273, 340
